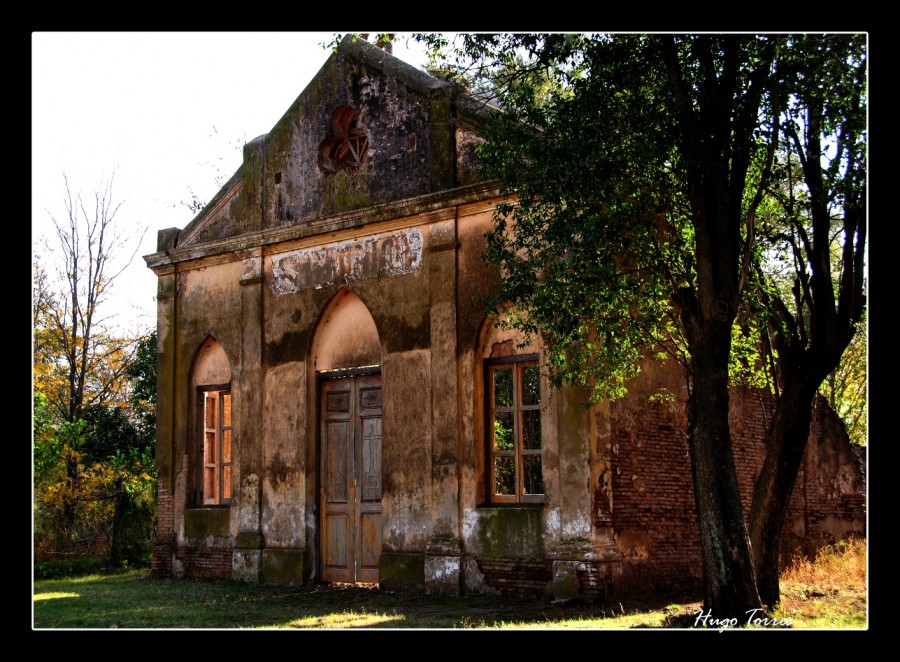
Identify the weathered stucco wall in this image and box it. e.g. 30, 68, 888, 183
174, 38, 490, 253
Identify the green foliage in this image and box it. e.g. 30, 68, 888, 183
436, 34, 774, 400
419, 32, 866, 418
743, 34, 867, 441
33, 331, 158, 567
824, 323, 867, 445
33, 169, 156, 569
34, 554, 109, 580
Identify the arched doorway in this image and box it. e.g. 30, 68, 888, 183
309, 289, 382, 583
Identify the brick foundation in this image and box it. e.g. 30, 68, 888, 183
150, 488, 174, 577
476, 557, 552, 599
176, 546, 233, 579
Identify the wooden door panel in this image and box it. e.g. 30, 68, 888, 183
358, 511, 381, 583
356, 376, 382, 584
321, 373, 382, 585
324, 512, 350, 580
360, 416, 382, 501
321, 380, 353, 583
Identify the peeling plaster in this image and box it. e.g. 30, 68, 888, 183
386, 486, 430, 548
562, 513, 590, 538
427, 557, 458, 581
238, 474, 259, 532
270, 229, 423, 294
462, 508, 479, 543
545, 507, 561, 538
242, 257, 262, 281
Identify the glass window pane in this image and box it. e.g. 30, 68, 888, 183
523, 454, 543, 495
493, 456, 515, 495
493, 368, 513, 408
493, 412, 514, 451
521, 366, 540, 406
205, 431, 216, 463
223, 465, 231, 501
521, 410, 541, 450
205, 395, 216, 429
222, 392, 231, 427
204, 467, 216, 503
223, 429, 232, 463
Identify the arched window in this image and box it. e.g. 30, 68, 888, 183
485, 355, 544, 504
478, 318, 545, 505
191, 337, 233, 506
198, 386, 232, 506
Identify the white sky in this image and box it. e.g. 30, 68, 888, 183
32, 31, 430, 336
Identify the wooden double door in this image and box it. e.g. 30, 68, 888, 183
320, 373, 383, 584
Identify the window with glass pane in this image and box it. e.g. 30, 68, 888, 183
487, 356, 543, 503
200, 387, 232, 505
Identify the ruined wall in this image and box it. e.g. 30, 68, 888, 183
259, 220, 439, 584
606, 360, 866, 598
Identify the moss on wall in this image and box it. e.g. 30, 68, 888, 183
472, 507, 546, 557
379, 551, 425, 592
184, 508, 230, 538
321, 168, 374, 216
262, 548, 306, 585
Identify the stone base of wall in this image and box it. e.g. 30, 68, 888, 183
262, 548, 306, 586
549, 559, 623, 604
474, 557, 553, 600
379, 552, 425, 592
424, 555, 461, 595
233, 548, 262, 582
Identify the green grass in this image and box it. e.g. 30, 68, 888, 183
33, 540, 866, 630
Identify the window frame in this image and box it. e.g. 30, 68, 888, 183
484, 354, 544, 505
196, 384, 232, 507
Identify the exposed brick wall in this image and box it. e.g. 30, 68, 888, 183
176, 546, 233, 579
609, 402, 703, 596
793, 398, 867, 550
151, 486, 238, 580
575, 562, 617, 604
156, 487, 174, 538
151, 488, 175, 577
476, 557, 552, 599
607, 386, 865, 598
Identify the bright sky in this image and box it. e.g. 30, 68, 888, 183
32, 31, 430, 336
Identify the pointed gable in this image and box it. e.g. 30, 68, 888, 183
172, 35, 493, 251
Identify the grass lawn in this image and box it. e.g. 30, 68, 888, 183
32, 538, 866, 630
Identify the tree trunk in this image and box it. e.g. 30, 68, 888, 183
110, 477, 125, 567
749, 374, 819, 607
686, 327, 763, 620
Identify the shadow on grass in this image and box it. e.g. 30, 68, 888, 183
33, 570, 704, 630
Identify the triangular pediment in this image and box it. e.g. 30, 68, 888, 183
166, 35, 495, 254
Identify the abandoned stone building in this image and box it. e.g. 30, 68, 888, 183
145, 36, 866, 602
